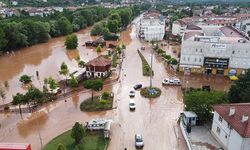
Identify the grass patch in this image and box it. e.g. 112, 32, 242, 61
44, 130, 109, 150
112, 53, 118, 68
140, 87, 161, 98
137, 50, 154, 76
80, 96, 113, 112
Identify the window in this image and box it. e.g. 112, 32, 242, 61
232, 51, 235, 54
199, 58, 202, 62
225, 135, 227, 139
218, 116, 223, 122
200, 49, 202, 52
187, 58, 190, 61
216, 127, 221, 135
196, 48, 198, 52
194, 58, 197, 62
183, 57, 186, 61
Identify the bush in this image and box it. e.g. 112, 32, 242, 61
65, 34, 78, 49
68, 75, 78, 87
19, 75, 32, 84
96, 45, 102, 52
100, 99, 108, 105
170, 58, 178, 65
156, 48, 165, 54
162, 54, 171, 60
102, 92, 110, 100
104, 34, 119, 41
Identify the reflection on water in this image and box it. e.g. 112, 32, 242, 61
71, 93, 79, 108
16, 111, 48, 138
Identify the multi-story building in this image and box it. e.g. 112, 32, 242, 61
179, 25, 250, 76
212, 103, 250, 150
136, 12, 165, 41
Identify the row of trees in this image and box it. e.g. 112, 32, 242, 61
0, 7, 109, 53
91, 4, 151, 39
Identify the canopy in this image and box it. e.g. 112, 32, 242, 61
229, 75, 238, 81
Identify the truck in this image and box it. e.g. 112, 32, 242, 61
85, 118, 112, 139
0, 143, 31, 150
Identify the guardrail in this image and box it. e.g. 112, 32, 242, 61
180, 118, 194, 150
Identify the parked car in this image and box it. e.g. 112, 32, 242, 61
129, 89, 135, 97
129, 99, 136, 110
135, 134, 144, 148
162, 78, 181, 86
133, 84, 142, 90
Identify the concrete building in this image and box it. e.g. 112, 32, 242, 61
179, 25, 250, 76
136, 11, 165, 41
212, 103, 250, 150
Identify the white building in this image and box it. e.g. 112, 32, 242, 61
212, 103, 250, 150
179, 25, 250, 76
136, 12, 165, 41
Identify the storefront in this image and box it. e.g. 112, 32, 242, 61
203, 57, 229, 75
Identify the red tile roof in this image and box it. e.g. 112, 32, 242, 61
85, 55, 111, 67
213, 103, 250, 138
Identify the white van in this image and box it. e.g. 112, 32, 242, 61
129, 99, 136, 110
162, 78, 181, 86
85, 118, 111, 130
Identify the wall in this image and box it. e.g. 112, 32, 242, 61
228, 129, 243, 150
172, 23, 180, 36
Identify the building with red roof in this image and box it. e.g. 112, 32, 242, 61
211, 103, 250, 150
85, 56, 111, 78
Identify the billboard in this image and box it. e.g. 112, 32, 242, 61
204, 57, 229, 69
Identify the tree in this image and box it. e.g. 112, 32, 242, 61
44, 77, 58, 93
78, 60, 85, 68
65, 34, 78, 49
57, 143, 66, 150
185, 89, 228, 121
228, 69, 250, 103
109, 13, 121, 27
19, 74, 32, 84
12, 93, 25, 119
0, 28, 7, 53
57, 17, 73, 35
59, 62, 69, 77
119, 8, 132, 28
68, 75, 78, 87
107, 19, 119, 33
96, 45, 102, 52
26, 86, 44, 106
83, 79, 104, 101
71, 122, 85, 144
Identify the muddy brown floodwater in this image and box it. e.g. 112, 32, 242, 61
0, 27, 105, 104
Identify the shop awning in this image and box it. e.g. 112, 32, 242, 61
229, 75, 238, 81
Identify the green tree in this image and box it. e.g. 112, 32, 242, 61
78, 60, 85, 68
57, 17, 73, 35
0, 28, 7, 53
65, 34, 78, 49
19, 74, 32, 84
185, 89, 228, 121
83, 79, 104, 101
12, 93, 25, 119
228, 69, 250, 103
119, 8, 132, 28
59, 62, 69, 77
107, 19, 119, 33
71, 122, 85, 144
26, 86, 44, 106
102, 27, 110, 40
96, 44, 102, 52
80, 10, 94, 26
109, 13, 121, 27
68, 75, 78, 87
57, 143, 66, 150
44, 77, 58, 93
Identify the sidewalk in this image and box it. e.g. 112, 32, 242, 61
189, 125, 221, 150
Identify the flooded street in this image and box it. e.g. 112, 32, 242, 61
0, 15, 231, 150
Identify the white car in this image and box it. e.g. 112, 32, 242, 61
162, 78, 181, 86
129, 99, 136, 110
135, 134, 144, 148
129, 89, 135, 97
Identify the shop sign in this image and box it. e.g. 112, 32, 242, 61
210, 43, 226, 51
204, 57, 229, 69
